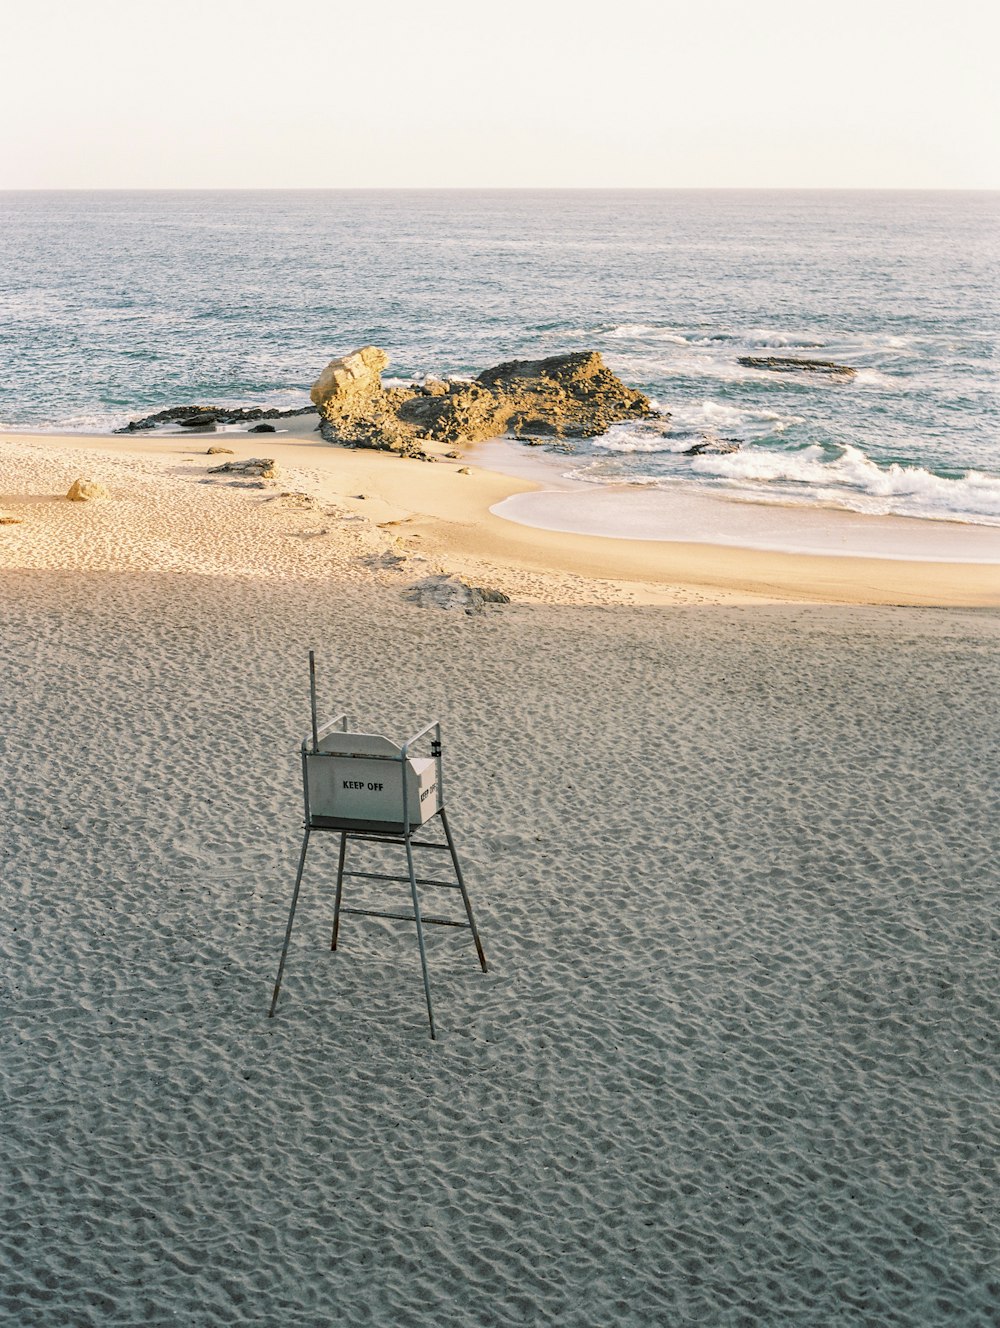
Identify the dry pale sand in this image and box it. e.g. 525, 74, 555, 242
1, 432, 999, 1326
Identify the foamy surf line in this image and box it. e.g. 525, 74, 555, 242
491, 485, 1000, 564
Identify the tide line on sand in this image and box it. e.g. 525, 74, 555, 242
490, 481, 1000, 564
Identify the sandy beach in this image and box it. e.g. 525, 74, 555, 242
2, 427, 998, 1324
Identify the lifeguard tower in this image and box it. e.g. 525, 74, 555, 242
268, 653, 488, 1038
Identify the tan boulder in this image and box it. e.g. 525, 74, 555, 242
67, 479, 110, 501
310, 346, 390, 410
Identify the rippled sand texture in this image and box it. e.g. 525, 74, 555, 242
2, 449, 999, 1325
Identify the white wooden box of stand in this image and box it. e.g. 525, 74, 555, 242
304, 731, 440, 829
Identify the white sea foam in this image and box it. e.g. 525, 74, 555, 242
852, 368, 900, 390
605, 323, 690, 344
592, 424, 691, 455
606, 349, 759, 386
690, 328, 826, 350
673, 401, 802, 430
0, 411, 125, 435
590, 402, 804, 459
691, 444, 1000, 524
569, 458, 664, 487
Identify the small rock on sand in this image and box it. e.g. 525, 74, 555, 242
365, 550, 409, 570
67, 479, 110, 502
207, 457, 279, 480
405, 573, 510, 611
207, 446, 235, 456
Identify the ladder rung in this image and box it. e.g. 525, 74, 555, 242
342, 870, 461, 889
338, 907, 470, 928
346, 835, 452, 851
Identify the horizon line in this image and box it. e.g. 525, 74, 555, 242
1, 185, 997, 194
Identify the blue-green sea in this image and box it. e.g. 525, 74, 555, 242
1, 189, 997, 524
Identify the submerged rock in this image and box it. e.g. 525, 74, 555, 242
310, 347, 657, 456
738, 356, 856, 378
684, 437, 742, 456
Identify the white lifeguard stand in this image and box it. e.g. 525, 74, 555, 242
268, 653, 488, 1038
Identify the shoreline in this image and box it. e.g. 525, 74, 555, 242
2, 419, 998, 606
469, 437, 1000, 564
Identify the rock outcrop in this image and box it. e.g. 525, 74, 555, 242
115, 405, 313, 433
739, 356, 856, 378
310, 347, 656, 455
67, 479, 110, 501
113, 347, 654, 456
309, 346, 418, 454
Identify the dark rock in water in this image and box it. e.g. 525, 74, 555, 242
684, 437, 741, 456
738, 356, 856, 378
115, 404, 315, 434
249, 423, 276, 432
310, 346, 658, 456
180, 413, 217, 428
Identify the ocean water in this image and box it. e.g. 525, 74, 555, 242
1, 189, 998, 525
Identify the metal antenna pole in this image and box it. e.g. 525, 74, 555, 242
308, 650, 319, 754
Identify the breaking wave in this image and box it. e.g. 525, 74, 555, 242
591, 402, 805, 457
604, 324, 690, 344
690, 444, 1000, 524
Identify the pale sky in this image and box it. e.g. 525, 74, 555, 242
2, 0, 997, 189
